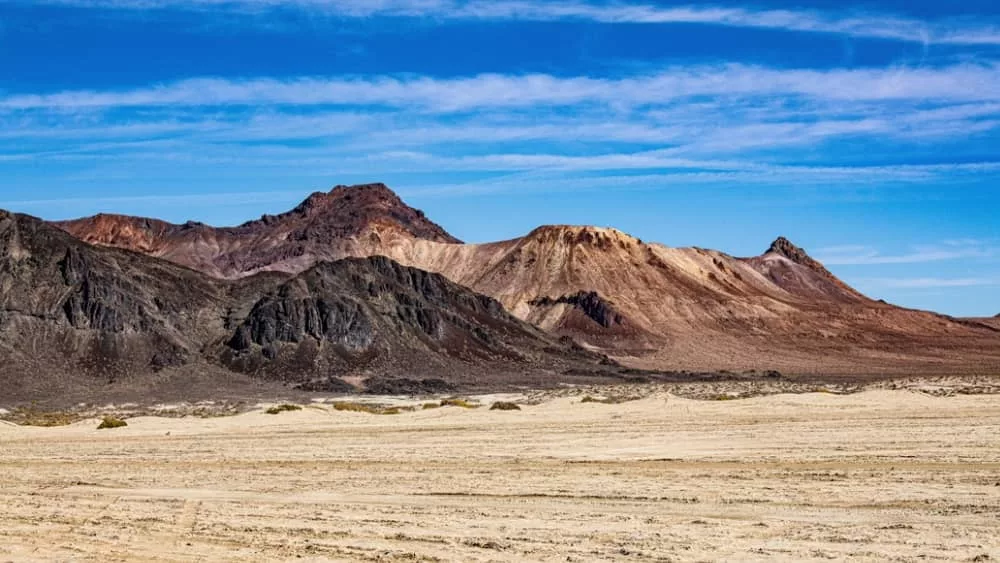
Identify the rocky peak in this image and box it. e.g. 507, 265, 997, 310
765, 236, 833, 273
526, 225, 640, 250
241, 183, 461, 244
767, 237, 810, 263
289, 184, 402, 216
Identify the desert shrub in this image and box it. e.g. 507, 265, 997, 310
332, 402, 412, 415
332, 402, 378, 414
490, 401, 521, 411
422, 402, 441, 410
440, 398, 479, 408
12, 405, 78, 427
97, 416, 128, 429
580, 395, 618, 404
265, 404, 303, 415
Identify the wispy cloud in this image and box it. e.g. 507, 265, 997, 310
817, 242, 996, 265
865, 277, 1000, 289
18, 1, 1000, 46
5, 64, 1000, 112
4, 65, 1000, 196
0, 190, 308, 209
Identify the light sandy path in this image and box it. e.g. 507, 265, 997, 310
1, 391, 999, 562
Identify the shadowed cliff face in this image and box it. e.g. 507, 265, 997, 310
0, 210, 225, 394
530, 292, 625, 329
0, 212, 615, 403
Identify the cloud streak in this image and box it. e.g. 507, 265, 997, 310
17, 1, 1000, 46
866, 277, 1000, 289
817, 242, 996, 265
4, 67, 1000, 200
4, 63, 1000, 112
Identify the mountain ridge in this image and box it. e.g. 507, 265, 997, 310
47, 183, 1000, 376
54, 183, 461, 279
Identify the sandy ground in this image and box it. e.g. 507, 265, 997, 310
2, 390, 999, 562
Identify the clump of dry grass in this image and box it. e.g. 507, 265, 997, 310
332, 402, 378, 414
490, 401, 521, 411
580, 395, 617, 404
10, 404, 80, 427
332, 402, 413, 415
422, 402, 441, 410
97, 416, 127, 430
265, 404, 303, 415
440, 398, 479, 409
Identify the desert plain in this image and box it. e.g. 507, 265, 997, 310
2, 382, 999, 562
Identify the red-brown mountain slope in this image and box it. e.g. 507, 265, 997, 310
55, 183, 459, 279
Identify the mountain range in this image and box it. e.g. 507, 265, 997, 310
55, 183, 1000, 377
3, 182, 997, 402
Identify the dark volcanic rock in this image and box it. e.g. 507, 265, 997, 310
293, 377, 356, 393
221, 256, 585, 381
363, 378, 456, 395
252, 183, 461, 244
767, 237, 819, 268
0, 211, 223, 397
0, 211, 608, 402
530, 291, 625, 328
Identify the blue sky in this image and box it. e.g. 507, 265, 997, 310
1, 1, 999, 316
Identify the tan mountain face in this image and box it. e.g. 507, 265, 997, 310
53, 184, 1000, 375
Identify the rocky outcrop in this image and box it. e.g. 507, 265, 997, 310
221, 256, 579, 381
530, 292, 625, 329
0, 211, 224, 399
744, 237, 866, 303
251, 183, 461, 244
767, 237, 819, 269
